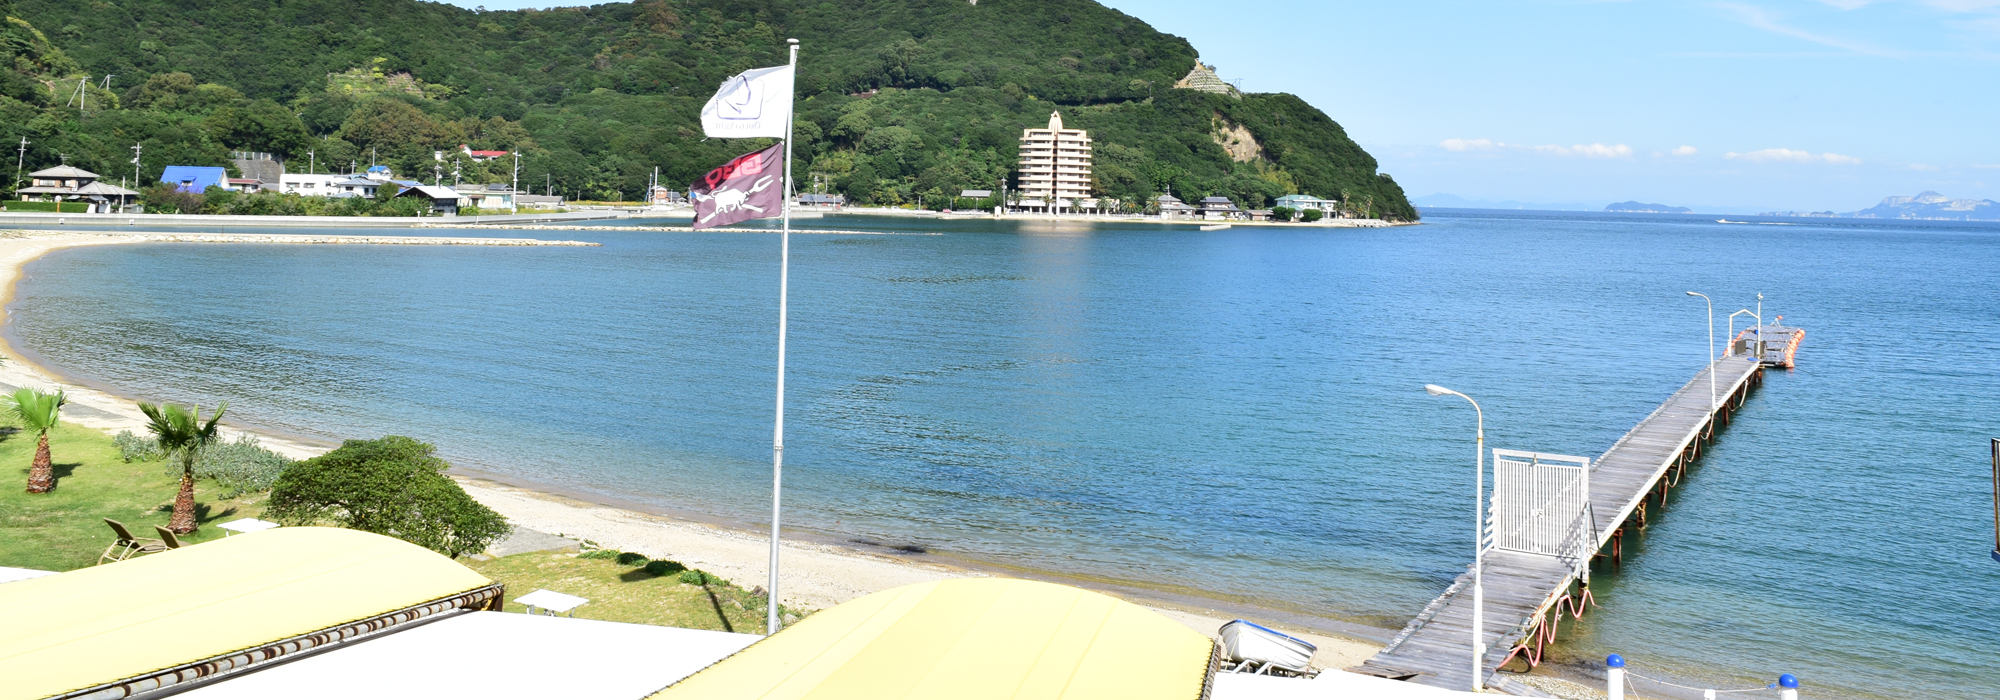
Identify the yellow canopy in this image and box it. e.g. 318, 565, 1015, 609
652, 578, 1217, 700
0, 527, 493, 700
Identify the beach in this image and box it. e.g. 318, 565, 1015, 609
0, 227, 1384, 673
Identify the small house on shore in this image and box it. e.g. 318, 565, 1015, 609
1198, 196, 1242, 221
14, 165, 139, 213
396, 185, 464, 215
160, 166, 227, 194
1155, 194, 1197, 219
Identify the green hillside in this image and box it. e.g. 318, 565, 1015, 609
2, 0, 1414, 219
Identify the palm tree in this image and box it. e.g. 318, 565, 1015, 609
140, 401, 226, 534
9, 388, 66, 493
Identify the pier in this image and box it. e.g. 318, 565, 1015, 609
1355, 326, 1803, 694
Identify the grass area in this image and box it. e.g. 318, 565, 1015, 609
467, 550, 803, 635
0, 417, 265, 571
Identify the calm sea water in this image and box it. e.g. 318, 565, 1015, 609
12, 212, 1997, 698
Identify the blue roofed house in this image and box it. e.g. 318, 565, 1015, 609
159, 166, 227, 193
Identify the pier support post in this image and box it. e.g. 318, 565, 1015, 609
1606, 655, 1624, 700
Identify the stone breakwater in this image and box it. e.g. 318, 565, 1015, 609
0, 229, 600, 246
433, 224, 931, 235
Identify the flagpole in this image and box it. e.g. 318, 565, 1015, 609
769, 37, 799, 637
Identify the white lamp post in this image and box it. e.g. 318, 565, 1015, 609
1424, 383, 1485, 692
1686, 292, 1716, 411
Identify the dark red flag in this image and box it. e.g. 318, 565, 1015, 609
690, 143, 785, 229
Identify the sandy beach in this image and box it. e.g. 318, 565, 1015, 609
0, 226, 1384, 672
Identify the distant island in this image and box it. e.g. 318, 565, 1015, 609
1761, 192, 2000, 221
1604, 201, 1692, 214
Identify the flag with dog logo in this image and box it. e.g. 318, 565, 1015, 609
690, 143, 784, 229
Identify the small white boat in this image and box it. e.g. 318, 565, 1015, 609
1219, 619, 1316, 673
1200, 223, 1232, 231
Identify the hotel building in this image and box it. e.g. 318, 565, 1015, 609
1016, 111, 1092, 210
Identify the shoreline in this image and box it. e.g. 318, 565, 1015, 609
0, 226, 1394, 670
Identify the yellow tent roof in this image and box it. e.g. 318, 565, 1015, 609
652, 578, 1217, 700
0, 527, 493, 700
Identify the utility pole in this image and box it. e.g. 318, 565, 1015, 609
130, 142, 142, 190
511, 151, 520, 214
14, 137, 27, 191
433, 161, 441, 187
308, 149, 316, 174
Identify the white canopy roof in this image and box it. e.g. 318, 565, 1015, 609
173, 611, 759, 699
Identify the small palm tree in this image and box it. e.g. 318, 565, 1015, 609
9, 388, 66, 493
140, 401, 226, 534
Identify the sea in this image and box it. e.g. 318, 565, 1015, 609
10, 210, 1996, 699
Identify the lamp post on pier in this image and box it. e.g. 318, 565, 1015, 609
1686, 291, 1716, 411
1423, 383, 1485, 692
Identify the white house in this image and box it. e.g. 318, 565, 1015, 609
1273, 194, 1339, 214
279, 174, 344, 195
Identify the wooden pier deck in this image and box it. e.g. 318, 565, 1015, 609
1354, 355, 1768, 693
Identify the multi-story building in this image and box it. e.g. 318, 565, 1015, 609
1016, 111, 1092, 211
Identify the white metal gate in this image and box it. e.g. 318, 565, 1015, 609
1489, 449, 1594, 575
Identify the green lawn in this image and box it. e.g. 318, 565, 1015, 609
0, 418, 265, 572
468, 551, 802, 635
0, 415, 796, 635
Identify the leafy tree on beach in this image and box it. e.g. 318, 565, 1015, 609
267, 436, 510, 558
9, 387, 65, 493
139, 401, 225, 533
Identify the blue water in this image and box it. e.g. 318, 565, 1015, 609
10, 212, 1997, 698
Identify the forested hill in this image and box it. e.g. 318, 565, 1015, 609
3, 0, 1416, 220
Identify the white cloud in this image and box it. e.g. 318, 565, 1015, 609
1672, 145, 1699, 156
1534, 143, 1635, 158
1725, 148, 1863, 164
1719, 3, 1899, 57
1440, 138, 1499, 152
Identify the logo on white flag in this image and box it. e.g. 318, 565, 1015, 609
716, 76, 762, 120
701, 65, 794, 139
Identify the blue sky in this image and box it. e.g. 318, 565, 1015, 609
445, 0, 1998, 212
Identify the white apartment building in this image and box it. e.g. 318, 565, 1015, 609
1016, 111, 1092, 210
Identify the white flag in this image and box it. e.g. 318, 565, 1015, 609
700, 65, 795, 139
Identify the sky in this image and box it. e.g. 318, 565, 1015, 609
444, 0, 1998, 213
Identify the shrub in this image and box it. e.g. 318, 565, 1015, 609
194, 435, 293, 498
679, 569, 728, 586
1, 201, 91, 213
578, 548, 621, 560
615, 552, 648, 566
1271, 206, 1294, 222
1300, 209, 1324, 223
129, 431, 293, 497
114, 430, 164, 462
644, 559, 686, 577
267, 435, 510, 558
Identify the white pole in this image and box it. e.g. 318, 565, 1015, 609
768, 37, 799, 637
1470, 395, 1485, 692
1423, 384, 1484, 692
1687, 292, 1715, 411
511, 152, 520, 214
1606, 655, 1624, 700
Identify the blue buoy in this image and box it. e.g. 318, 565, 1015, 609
1606, 654, 1625, 668
1779, 674, 1799, 689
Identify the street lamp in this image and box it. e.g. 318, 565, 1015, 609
1423, 383, 1485, 692
1686, 292, 1716, 411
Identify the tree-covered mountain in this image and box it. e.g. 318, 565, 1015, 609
3, 0, 1415, 219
